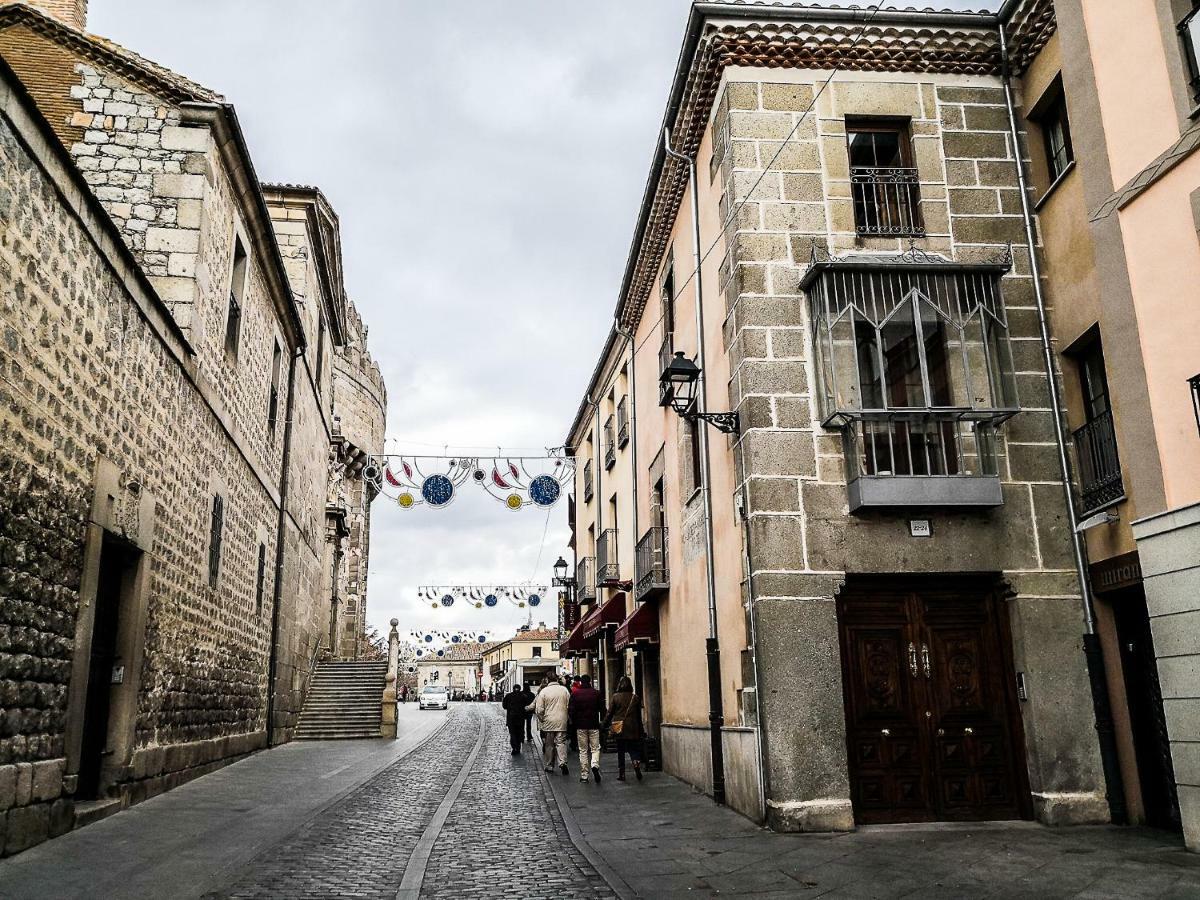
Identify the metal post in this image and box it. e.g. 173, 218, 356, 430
999, 22, 1126, 824
663, 127, 726, 806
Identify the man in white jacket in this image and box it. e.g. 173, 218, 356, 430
530, 675, 571, 775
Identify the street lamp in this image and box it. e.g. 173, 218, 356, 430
659, 351, 740, 435
553, 556, 571, 585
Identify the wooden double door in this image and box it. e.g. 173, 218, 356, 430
837, 578, 1030, 824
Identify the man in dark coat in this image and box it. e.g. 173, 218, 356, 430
502, 684, 527, 754
567, 674, 606, 783
521, 682, 536, 742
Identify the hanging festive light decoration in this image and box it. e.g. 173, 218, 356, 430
416, 584, 550, 609
364, 453, 573, 511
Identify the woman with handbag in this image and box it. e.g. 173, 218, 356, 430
605, 676, 644, 781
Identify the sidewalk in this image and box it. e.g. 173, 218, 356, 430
0, 711, 444, 900
551, 752, 1200, 899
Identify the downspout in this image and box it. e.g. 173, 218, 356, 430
266, 346, 303, 748
998, 23, 1127, 824
663, 127, 726, 806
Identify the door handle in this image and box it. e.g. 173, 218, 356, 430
921, 643, 931, 680
908, 642, 918, 678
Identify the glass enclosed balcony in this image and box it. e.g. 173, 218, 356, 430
803, 245, 1018, 511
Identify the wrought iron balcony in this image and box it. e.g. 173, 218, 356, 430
597, 528, 619, 585
658, 335, 674, 407
583, 459, 593, 503
843, 412, 1006, 511
603, 415, 616, 470
635, 526, 669, 601
1073, 410, 1124, 516
850, 166, 924, 237
576, 556, 596, 603
617, 396, 630, 448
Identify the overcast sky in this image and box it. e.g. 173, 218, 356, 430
89, 0, 995, 647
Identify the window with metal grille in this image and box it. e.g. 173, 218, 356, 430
225, 238, 247, 360
267, 340, 282, 436
254, 542, 266, 615
1181, 3, 1200, 104
208, 494, 224, 587
846, 119, 923, 236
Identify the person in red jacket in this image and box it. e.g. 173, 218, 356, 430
567, 674, 606, 783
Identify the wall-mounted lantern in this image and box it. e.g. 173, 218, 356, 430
659, 351, 740, 435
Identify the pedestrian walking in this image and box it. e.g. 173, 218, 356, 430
568, 675, 582, 751
532, 675, 571, 776
502, 684, 527, 754
521, 682, 536, 742
605, 676, 645, 781
568, 674, 605, 783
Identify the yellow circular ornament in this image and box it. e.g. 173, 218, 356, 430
397, 492, 415, 509
506, 494, 523, 510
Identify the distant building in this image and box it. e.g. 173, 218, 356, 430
416, 643, 489, 696
0, 1, 385, 856
483, 626, 562, 694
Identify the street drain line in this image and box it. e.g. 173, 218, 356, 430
394, 712, 487, 900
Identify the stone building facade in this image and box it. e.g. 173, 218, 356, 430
563, 0, 1113, 832
0, 1, 385, 856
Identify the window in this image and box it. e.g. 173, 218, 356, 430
225, 238, 247, 360
267, 340, 282, 436
1032, 79, 1074, 184
1070, 336, 1123, 515
659, 264, 677, 406
1180, 3, 1200, 104
315, 316, 326, 392
846, 119, 922, 236
254, 542, 266, 615
532, 647, 542, 658
208, 494, 224, 588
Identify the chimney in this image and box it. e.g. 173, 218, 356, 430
13, 0, 88, 30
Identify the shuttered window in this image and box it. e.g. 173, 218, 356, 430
208, 494, 224, 587
255, 542, 266, 615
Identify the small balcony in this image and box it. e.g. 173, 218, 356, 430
617, 396, 630, 448
658, 335, 674, 407
603, 416, 616, 470
1073, 410, 1124, 516
843, 413, 1005, 512
635, 526, 669, 601
850, 166, 924, 237
576, 556, 596, 603
583, 459, 593, 503
597, 528, 619, 585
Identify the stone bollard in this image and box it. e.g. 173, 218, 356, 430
381, 618, 399, 738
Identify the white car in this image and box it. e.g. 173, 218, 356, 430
419, 686, 449, 710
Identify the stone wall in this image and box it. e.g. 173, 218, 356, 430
711, 70, 1104, 831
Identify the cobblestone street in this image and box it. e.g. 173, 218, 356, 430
2, 704, 1200, 899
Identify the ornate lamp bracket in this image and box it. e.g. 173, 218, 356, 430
690, 410, 740, 435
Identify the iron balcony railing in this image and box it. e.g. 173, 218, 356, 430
617, 396, 630, 448
1073, 410, 1124, 516
658, 335, 674, 406
597, 528, 619, 585
603, 416, 616, 470
576, 556, 596, 603
850, 166, 924, 237
635, 526, 669, 601
583, 459, 593, 503
845, 413, 1003, 479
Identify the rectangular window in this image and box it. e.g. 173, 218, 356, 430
846, 119, 923, 236
254, 542, 266, 615
267, 340, 282, 436
1032, 79, 1074, 184
1070, 336, 1123, 515
225, 238, 247, 360
315, 316, 326, 392
208, 494, 224, 588
532, 647, 542, 658
1181, 3, 1200, 104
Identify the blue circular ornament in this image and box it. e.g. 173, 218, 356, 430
436, 649, 445, 657
529, 475, 561, 508
484, 594, 498, 608
416, 649, 424, 656
424, 634, 433, 643
422, 474, 454, 507
478, 634, 487, 643
451, 634, 461, 643
440, 593, 454, 608
528, 593, 541, 607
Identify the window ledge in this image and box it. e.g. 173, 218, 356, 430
1034, 160, 1076, 210
847, 475, 1003, 513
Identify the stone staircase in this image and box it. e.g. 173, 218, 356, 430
294, 660, 388, 740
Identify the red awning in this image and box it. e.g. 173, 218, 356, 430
581, 592, 627, 640
614, 601, 659, 652
559, 622, 590, 657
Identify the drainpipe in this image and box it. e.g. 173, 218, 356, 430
266, 346, 303, 748
663, 127, 726, 807
999, 23, 1127, 824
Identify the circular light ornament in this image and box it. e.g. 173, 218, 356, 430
529, 475, 561, 508
421, 474, 454, 507
397, 492, 416, 510
440, 594, 455, 608
506, 494, 523, 511
424, 634, 433, 643
478, 634, 488, 643
528, 593, 542, 607
436, 649, 445, 657
475, 602, 483, 609
451, 634, 461, 643
416, 649, 424, 656
484, 594, 498, 608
